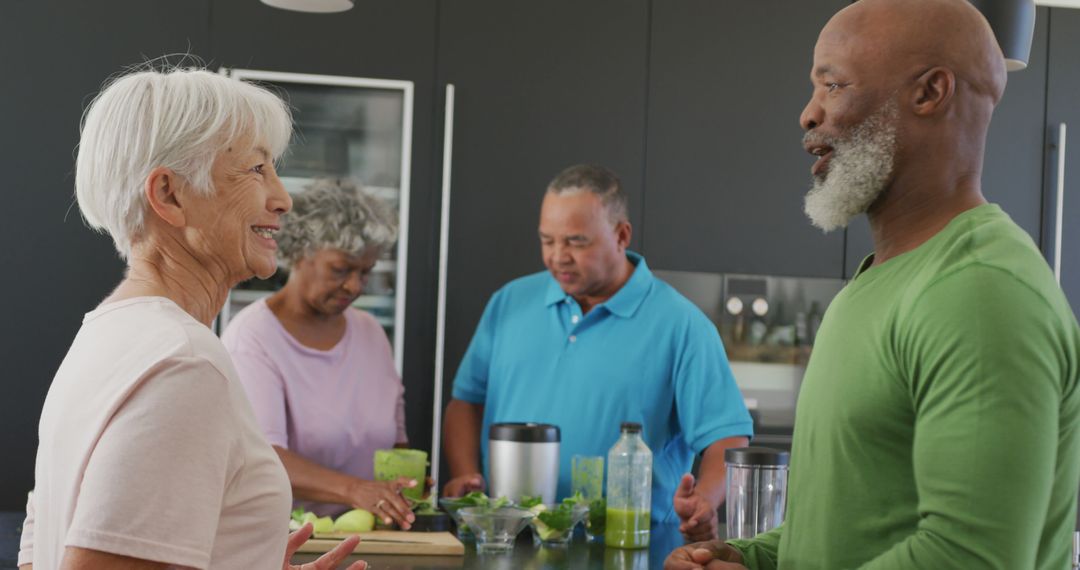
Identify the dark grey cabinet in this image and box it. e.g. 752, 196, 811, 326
213, 0, 442, 452
1046, 8, 1080, 320
845, 7, 1052, 277
437, 0, 651, 389
0, 0, 210, 510
644, 0, 848, 279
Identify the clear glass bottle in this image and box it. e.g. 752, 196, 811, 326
605, 422, 652, 549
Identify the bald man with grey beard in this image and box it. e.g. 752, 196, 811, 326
665, 0, 1080, 569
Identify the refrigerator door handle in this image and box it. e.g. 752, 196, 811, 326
1055, 123, 1067, 284
430, 84, 456, 493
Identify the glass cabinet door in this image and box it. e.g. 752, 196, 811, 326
221, 69, 413, 373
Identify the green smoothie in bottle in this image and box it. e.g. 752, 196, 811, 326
605, 507, 651, 548
604, 422, 652, 549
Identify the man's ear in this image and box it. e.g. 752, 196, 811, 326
615, 220, 633, 250
144, 166, 186, 228
911, 66, 955, 116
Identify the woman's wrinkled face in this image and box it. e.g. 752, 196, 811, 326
292, 247, 380, 317
181, 140, 291, 283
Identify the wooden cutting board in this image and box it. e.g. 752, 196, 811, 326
297, 530, 464, 556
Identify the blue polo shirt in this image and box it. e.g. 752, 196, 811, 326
452, 252, 752, 522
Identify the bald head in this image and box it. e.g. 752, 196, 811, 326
823, 0, 1006, 105
799, 0, 1010, 231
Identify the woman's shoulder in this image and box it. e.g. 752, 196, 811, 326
60, 298, 238, 409
344, 307, 396, 360
344, 306, 387, 333
221, 297, 280, 346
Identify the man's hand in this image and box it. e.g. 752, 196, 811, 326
673, 473, 720, 542
284, 522, 367, 570
664, 539, 746, 570
442, 473, 486, 498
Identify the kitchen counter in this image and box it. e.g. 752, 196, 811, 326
291, 522, 692, 570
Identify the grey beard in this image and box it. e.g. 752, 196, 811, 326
803, 101, 899, 232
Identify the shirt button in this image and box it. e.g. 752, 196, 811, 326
571, 315, 580, 324
569, 335, 577, 343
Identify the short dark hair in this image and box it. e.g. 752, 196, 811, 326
546, 164, 629, 224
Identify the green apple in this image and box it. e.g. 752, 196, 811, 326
300, 512, 319, 526
333, 508, 376, 533
314, 516, 334, 534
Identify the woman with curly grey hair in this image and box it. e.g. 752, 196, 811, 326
221, 179, 417, 529
19, 67, 364, 570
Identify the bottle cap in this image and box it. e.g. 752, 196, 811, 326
620, 422, 642, 433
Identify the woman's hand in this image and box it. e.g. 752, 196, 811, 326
346, 478, 417, 529
284, 522, 366, 570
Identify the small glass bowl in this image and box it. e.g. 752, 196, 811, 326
528, 503, 590, 547
438, 497, 475, 540
458, 506, 535, 553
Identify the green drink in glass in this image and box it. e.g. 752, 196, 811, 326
373, 449, 427, 501
572, 455, 605, 542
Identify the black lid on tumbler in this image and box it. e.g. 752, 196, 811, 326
489, 422, 560, 443
620, 422, 642, 433
724, 446, 790, 466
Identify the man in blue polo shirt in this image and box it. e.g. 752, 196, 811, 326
442, 164, 752, 540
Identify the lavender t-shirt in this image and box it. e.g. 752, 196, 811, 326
222, 298, 406, 517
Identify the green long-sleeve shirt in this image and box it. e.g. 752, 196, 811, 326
731, 204, 1080, 569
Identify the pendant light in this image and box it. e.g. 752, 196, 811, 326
260, 0, 354, 13
969, 0, 1037, 71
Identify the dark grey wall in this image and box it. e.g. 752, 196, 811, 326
1046, 8, 1080, 320
644, 0, 848, 278
0, 0, 210, 510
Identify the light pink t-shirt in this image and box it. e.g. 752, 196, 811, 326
222, 298, 406, 517
19, 297, 291, 569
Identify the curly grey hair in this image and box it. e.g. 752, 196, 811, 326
276, 178, 398, 269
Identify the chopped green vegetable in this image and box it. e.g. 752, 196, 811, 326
459, 491, 490, 506
291, 508, 306, 523
408, 496, 437, 514
444, 491, 510, 510
537, 508, 574, 532
562, 491, 585, 507
519, 494, 543, 509
588, 497, 606, 534
529, 493, 589, 541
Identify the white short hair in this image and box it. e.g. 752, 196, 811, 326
75, 66, 293, 259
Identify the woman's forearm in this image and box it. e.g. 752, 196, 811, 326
274, 446, 360, 505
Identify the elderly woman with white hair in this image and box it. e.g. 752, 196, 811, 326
18, 67, 365, 570
222, 179, 418, 530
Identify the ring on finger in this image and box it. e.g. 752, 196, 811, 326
375, 499, 387, 510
